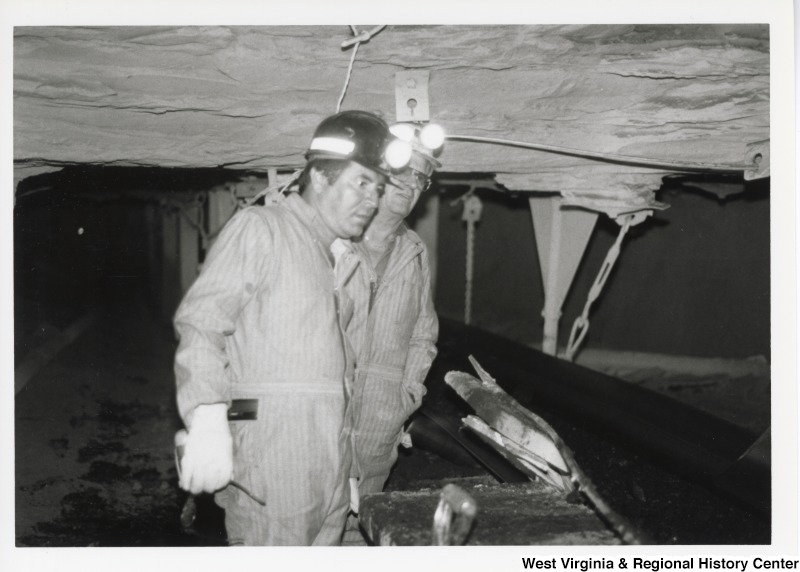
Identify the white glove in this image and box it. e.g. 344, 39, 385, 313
178, 404, 233, 495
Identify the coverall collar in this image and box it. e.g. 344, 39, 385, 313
282, 192, 339, 251
353, 221, 423, 289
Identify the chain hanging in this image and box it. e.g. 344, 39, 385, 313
462, 195, 483, 325
564, 213, 634, 362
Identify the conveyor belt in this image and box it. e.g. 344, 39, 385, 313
423, 318, 769, 517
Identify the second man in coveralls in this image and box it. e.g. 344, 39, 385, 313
344, 124, 441, 502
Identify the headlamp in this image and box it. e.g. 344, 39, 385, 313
419, 123, 445, 150
389, 123, 416, 143
385, 139, 413, 169
389, 122, 446, 155
388, 122, 444, 177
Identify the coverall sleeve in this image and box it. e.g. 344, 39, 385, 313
401, 245, 439, 409
173, 208, 274, 426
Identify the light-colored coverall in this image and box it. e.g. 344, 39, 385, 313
344, 223, 439, 495
174, 194, 359, 545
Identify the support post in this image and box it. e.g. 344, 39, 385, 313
529, 196, 597, 356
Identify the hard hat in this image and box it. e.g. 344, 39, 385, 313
306, 110, 394, 177
408, 147, 441, 178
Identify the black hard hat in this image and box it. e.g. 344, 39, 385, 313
305, 110, 393, 177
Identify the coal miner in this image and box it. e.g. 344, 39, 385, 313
342, 123, 442, 511
173, 110, 395, 545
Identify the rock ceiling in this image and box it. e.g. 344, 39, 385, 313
14, 25, 769, 195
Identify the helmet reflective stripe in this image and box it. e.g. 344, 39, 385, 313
308, 137, 356, 156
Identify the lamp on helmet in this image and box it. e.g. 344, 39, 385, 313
306, 110, 400, 177
388, 122, 444, 180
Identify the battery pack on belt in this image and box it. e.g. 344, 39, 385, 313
228, 398, 258, 421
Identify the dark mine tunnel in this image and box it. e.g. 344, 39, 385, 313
14, 164, 772, 547
9, 22, 789, 560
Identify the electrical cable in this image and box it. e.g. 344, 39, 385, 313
445, 134, 754, 174
337, 25, 386, 112
336, 41, 360, 113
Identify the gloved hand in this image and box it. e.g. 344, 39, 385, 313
178, 403, 233, 495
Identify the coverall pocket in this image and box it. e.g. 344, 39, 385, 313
226, 407, 269, 503
399, 381, 425, 417
353, 375, 408, 477
397, 278, 421, 328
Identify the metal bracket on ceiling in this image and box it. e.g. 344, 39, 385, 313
395, 70, 431, 123
744, 139, 769, 181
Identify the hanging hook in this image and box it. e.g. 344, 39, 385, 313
449, 184, 477, 207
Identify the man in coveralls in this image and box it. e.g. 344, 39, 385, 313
173, 110, 393, 545
344, 123, 441, 511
